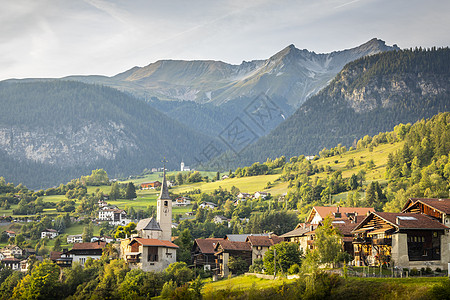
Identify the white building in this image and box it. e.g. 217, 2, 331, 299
67, 234, 83, 244
41, 229, 59, 239
199, 202, 217, 209
173, 196, 191, 207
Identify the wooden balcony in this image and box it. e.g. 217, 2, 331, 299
353, 237, 371, 244
372, 238, 392, 246
127, 257, 140, 263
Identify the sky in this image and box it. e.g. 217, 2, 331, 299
1, 0, 449, 81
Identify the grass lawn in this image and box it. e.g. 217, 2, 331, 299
203, 275, 296, 293
172, 174, 282, 195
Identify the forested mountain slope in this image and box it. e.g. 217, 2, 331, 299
0, 81, 213, 188
234, 48, 450, 167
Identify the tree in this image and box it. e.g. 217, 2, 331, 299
114, 222, 137, 239
53, 236, 62, 251
228, 256, 249, 275
82, 223, 94, 242
109, 182, 121, 200
125, 182, 137, 200
263, 242, 302, 275
165, 262, 194, 285
174, 229, 193, 264
313, 217, 342, 267
12, 260, 62, 299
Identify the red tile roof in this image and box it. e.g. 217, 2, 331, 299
72, 241, 107, 250
406, 198, 450, 214
132, 238, 179, 249
375, 212, 449, 230
246, 235, 283, 247
194, 238, 224, 254
307, 206, 374, 223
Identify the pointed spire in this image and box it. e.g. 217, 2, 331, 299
159, 160, 171, 200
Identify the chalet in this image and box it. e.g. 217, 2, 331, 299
173, 196, 191, 207
199, 202, 217, 209
214, 240, 252, 277
62, 241, 107, 266
191, 238, 223, 271
254, 191, 269, 199
98, 200, 108, 208
402, 198, 450, 225
4, 231, 15, 238
1, 258, 20, 270
1, 245, 23, 258
41, 228, 59, 239
50, 251, 72, 268
246, 235, 283, 261
222, 175, 229, 180
140, 181, 161, 190
67, 234, 83, 244
352, 212, 449, 270
120, 237, 178, 272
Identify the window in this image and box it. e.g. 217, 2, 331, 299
164, 201, 168, 207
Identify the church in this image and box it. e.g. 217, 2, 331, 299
120, 168, 178, 272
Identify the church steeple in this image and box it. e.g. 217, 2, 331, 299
159, 165, 170, 200
157, 160, 172, 241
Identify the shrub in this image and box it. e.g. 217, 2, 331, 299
410, 268, 419, 276
436, 267, 442, 273
288, 264, 301, 275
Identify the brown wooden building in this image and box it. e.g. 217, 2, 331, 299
402, 198, 450, 225
214, 240, 252, 277
352, 211, 449, 269
191, 238, 223, 271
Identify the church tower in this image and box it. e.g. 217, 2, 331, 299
180, 161, 185, 172
157, 166, 172, 241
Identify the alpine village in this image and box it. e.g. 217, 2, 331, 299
2, 16, 450, 299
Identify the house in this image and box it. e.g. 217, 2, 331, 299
140, 181, 161, 190
402, 198, 450, 225
62, 241, 107, 266
214, 240, 252, 277
221, 175, 229, 180
1, 245, 23, 258
246, 235, 283, 261
191, 238, 223, 271
20, 256, 43, 273
237, 193, 252, 199
67, 234, 83, 244
98, 208, 130, 226
306, 206, 375, 224
173, 196, 191, 207
91, 236, 115, 243
352, 212, 449, 270
4, 231, 15, 238
281, 223, 318, 253
120, 237, 178, 272
1, 258, 20, 270
199, 202, 217, 209
225, 233, 271, 242
41, 228, 59, 239
254, 192, 269, 199
50, 251, 72, 268
98, 200, 108, 208
213, 215, 228, 224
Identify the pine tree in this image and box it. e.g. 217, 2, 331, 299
125, 182, 136, 200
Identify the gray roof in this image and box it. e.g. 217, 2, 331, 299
158, 168, 171, 200
136, 217, 162, 232
225, 233, 270, 242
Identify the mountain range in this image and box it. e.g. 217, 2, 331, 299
231, 47, 450, 167
0, 81, 212, 188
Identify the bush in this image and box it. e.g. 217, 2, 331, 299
425, 267, 433, 274
161, 280, 177, 299
436, 268, 442, 273
288, 264, 301, 275
410, 268, 419, 276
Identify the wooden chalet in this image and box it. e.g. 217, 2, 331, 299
191, 238, 223, 271
214, 240, 252, 277
402, 198, 450, 225
281, 223, 317, 253
352, 212, 449, 270
306, 206, 374, 224
245, 235, 283, 261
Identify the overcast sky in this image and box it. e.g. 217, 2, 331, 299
1, 0, 449, 80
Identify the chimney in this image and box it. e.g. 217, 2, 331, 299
396, 216, 400, 225
310, 225, 314, 231
354, 213, 358, 224
337, 206, 340, 213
